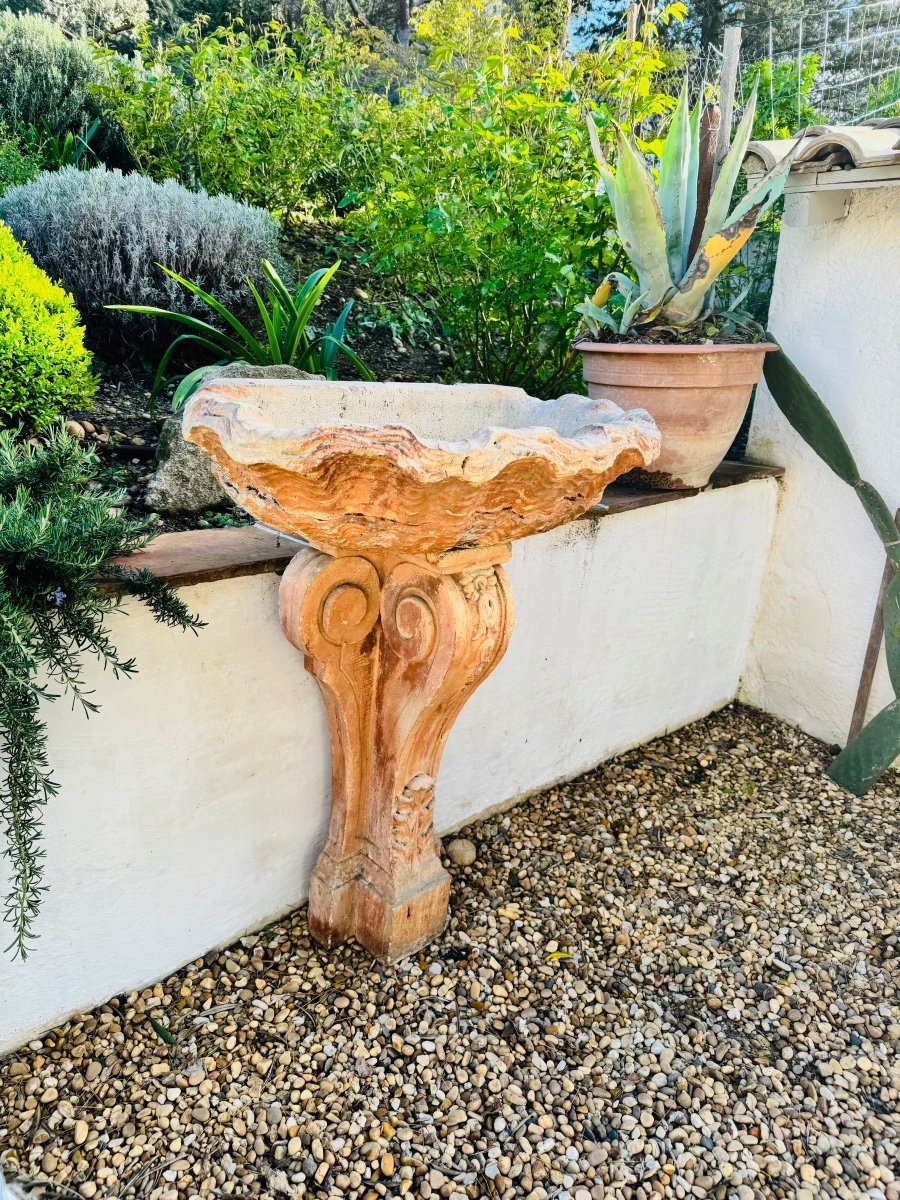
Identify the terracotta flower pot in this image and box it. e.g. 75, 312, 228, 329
575, 341, 777, 490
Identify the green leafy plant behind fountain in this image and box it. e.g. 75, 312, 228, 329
763, 341, 900, 796
110, 259, 374, 408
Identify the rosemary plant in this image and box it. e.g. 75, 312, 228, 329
0, 427, 203, 957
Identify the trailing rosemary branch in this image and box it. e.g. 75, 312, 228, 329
0, 426, 203, 958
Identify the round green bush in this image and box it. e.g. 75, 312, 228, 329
0, 166, 295, 359
0, 222, 96, 432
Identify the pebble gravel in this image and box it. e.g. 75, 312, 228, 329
2, 703, 899, 1200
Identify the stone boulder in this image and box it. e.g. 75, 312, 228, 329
144, 365, 323, 515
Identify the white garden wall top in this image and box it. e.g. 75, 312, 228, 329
0, 466, 780, 1054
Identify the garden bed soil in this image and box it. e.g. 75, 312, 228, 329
66, 221, 448, 534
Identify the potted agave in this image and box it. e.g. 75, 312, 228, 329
575, 81, 800, 489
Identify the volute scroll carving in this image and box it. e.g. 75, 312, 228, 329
278, 543, 514, 962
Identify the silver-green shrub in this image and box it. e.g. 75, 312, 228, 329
0, 166, 294, 357
6, 0, 149, 43
0, 11, 101, 136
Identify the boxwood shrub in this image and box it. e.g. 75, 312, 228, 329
0, 222, 96, 432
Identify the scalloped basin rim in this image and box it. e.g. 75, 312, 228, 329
182, 377, 662, 555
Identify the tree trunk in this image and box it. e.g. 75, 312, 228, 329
395, 0, 412, 45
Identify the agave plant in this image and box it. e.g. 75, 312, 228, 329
109, 260, 374, 408
577, 80, 802, 336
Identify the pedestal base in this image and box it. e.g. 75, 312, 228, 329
280, 543, 513, 963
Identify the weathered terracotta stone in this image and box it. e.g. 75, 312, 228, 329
184, 379, 659, 961
183, 379, 660, 556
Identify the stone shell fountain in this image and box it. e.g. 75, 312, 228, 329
184, 378, 660, 962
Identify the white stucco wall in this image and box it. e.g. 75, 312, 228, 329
741, 186, 900, 745
0, 479, 777, 1053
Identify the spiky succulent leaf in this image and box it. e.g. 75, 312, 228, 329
699, 82, 759, 247
609, 129, 674, 310
659, 206, 760, 325
828, 698, 900, 796
657, 78, 696, 281
726, 135, 804, 227
586, 112, 618, 219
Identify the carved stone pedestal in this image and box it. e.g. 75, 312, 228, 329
279, 543, 514, 962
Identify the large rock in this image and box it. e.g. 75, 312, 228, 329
144, 365, 323, 515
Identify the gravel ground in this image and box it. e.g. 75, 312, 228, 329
2, 703, 899, 1200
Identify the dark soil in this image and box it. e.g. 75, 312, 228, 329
65, 219, 451, 535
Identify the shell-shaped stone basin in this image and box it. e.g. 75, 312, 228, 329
183, 378, 661, 556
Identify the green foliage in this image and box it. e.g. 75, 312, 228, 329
578, 77, 800, 338
341, 0, 680, 395
0, 11, 102, 139
0, 222, 97, 433
91, 16, 375, 219
0, 427, 203, 956
762, 342, 900, 796
110, 259, 374, 406
0, 166, 292, 359
6, 0, 149, 43
0, 127, 42, 196
743, 54, 824, 138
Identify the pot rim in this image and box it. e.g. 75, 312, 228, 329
574, 340, 779, 355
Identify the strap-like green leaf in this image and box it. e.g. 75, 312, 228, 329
828, 697, 900, 795
153, 265, 262, 355
762, 342, 861, 486
247, 279, 282, 365
261, 259, 295, 314
884, 571, 900, 695
172, 361, 234, 409
107, 305, 250, 364
152, 332, 237, 399
856, 482, 900, 567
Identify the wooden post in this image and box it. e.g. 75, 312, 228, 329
848, 510, 900, 741
625, 3, 639, 41
714, 25, 742, 179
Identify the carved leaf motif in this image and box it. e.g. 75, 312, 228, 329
460, 568, 504, 680
391, 774, 436, 868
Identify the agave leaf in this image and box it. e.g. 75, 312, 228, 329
884, 571, 900, 695
620, 286, 651, 333
659, 206, 760, 325
699, 80, 759, 246
681, 98, 701, 276
574, 300, 620, 334
610, 128, 673, 309
657, 78, 693, 282
828, 697, 900, 796
586, 113, 618, 219
762, 344, 861, 486
590, 278, 612, 307
726, 134, 804, 227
